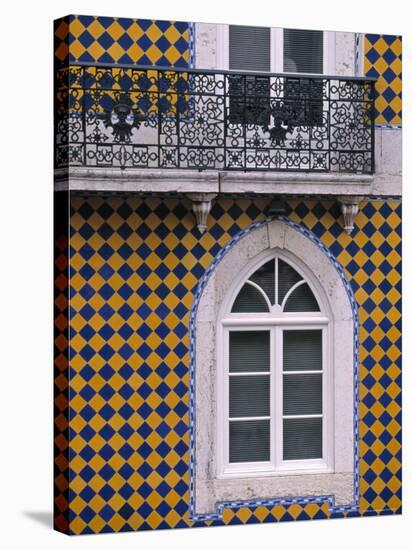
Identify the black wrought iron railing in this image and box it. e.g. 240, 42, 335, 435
55, 63, 375, 173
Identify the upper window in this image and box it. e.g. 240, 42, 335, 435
219, 253, 331, 477
216, 24, 338, 78
283, 29, 324, 73
225, 25, 330, 127
228, 25, 326, 74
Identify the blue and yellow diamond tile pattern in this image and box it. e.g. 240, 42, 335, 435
54, 196, 401, 534
364, 34, 402, 125
54, 15, 191, 68
54, 193, 70, 533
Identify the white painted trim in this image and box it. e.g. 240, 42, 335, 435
324, 31, 336, 75
280, 279, 306, 310
221, 316, 329, 326
216, 24, 229, 70
223, 247, 330, 316
271, 28, 283, 72
244, 280, 272, 310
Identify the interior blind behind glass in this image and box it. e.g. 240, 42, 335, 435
283, 373, 322, 415
232, 283, 269, 312
283, 330, 322, 371
230, 419, 270, 462
283, 282, 320, 312
283, 418, 322, 460
229, 25, 271, 71
283, 29, 323, 73
277, 259, 303, 305
249, 259, 275, 305
230, 375, 270, 417
229, 331, 270, 372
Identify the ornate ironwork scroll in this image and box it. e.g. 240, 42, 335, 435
55, 63, 375, 173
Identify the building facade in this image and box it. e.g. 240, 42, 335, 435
54, 15, 402, 534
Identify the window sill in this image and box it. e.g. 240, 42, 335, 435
196, 472, 354, 515
219, 463, 332, 479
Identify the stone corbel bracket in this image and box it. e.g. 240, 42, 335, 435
338, 196, 363, 235
187, 193, 218, 234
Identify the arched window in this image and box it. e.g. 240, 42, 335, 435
219, 252, 331, 476
193, 219, 355, 517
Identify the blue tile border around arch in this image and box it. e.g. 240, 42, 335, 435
188, 215, 360, 522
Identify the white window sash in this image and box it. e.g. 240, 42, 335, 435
219, 322, 332, 478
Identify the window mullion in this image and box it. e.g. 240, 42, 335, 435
270, 327, 275, 469
274, 325, 283, 470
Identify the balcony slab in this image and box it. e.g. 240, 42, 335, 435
55, 167, 401, 198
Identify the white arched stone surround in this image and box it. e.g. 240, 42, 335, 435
192, 218, 356, 517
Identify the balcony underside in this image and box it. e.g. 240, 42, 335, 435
54, 166, 400, 198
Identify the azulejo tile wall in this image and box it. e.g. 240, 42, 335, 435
54, 195, 401, 534
364, 34, 402, 126
54, 15, 191, 67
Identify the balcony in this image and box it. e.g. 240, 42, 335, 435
55, 63, 375, 175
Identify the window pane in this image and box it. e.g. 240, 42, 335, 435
283, 418, 322, 460
283, 78, 324, 127
278, 259, 302, 305
230, 375, 270, 417
232, 283, 269, 312
283, 374, 322, 415
229, 25, 271, 72
228, 75, 270, 126
283, 282, 320, 312
283, 29, 323, 74
283, 330, 322, 371
230, 419, 270, 462
229, 331, 270, 372
250, 259, 275, 305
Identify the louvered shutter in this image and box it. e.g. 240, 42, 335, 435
228, 25, 270, 126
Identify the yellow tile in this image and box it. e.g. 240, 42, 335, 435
146, 44, 163, 63
145, 511, 163, 529
235, 507, 253, 523
86, 42, 106, 62
126, 22, 144, 42
146, 23, 163, 43
88, 515, 106, 533
70, 516, 88, 534
165, 45, 181, 64
107, 20, 127, 40
69, 39, 86, 60
164, 26, 181, 44
125, 43, 144, 63
390, 96, 402, 114
375, 37, 391, 55
108, 513, 127, 532
69, 18, 86, 38
87, 19, 105, 39
391, 39, 402, 57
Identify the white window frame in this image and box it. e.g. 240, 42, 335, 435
217, 25, 336, 74
217, 250, 333, 479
